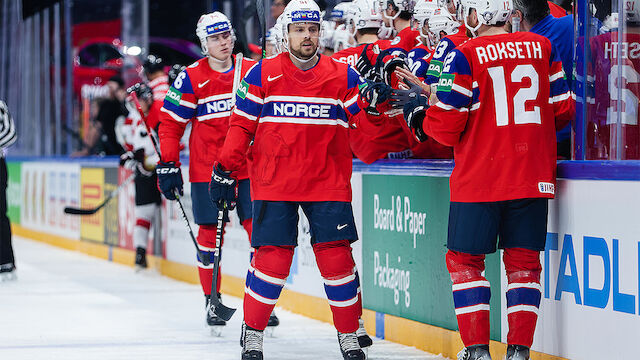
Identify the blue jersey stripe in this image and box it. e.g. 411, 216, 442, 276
506, 287, 542, 308
452, 286, 491, 309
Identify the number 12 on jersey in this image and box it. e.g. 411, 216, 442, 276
487, 65, 541, 127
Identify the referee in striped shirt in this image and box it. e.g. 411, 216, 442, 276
0, 100, 17, 280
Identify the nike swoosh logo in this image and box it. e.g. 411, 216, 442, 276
337, 224, 348, 230
198, 80, 210, 88
267, 74, 283, 82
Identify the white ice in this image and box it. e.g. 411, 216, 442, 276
0, 237, 448, 360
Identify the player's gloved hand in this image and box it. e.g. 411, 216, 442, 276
380, 52, 409, 87
403, 93, 430, 143
119, 151, 137, 170
390, 79, 425, 109
355, 45, 381, 82
155, 161, 183, 200
209, 162, 237, 210
359, 81, 393, 116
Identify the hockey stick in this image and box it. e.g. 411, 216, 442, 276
231, 52, 243, 108
256, 0, 266, 58
129, 92, 210, 267
64, 173, 136, 215
208, 202, 236, 321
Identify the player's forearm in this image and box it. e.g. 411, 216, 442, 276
218, 123, 254, 173
157, 120, 187, 163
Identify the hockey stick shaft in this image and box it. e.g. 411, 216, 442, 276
209, 202, 236, 321
256, 0, 266, 58
64, 173, 136, 215
231, 53, 243, 108
129, 92, 210, 266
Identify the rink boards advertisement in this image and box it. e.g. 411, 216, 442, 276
7, 158, 640, 359
361, 174, 502, 341
515, 179, 640, 360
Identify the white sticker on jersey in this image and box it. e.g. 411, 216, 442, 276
391, 36, 401, 45
538, 182, 555, 195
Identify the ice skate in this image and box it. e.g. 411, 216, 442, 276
505, 345, 530, 360
356, 318, 373, 349
0, 263, 16, 282
134, 247, 147, 271
205, 294, 226, 336
457, 345, 492, 360
337, 331, 366, 360
241, 322, 264, 360
264, 310, 279, 337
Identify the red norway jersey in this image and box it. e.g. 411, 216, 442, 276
158, 55, 254, 182
423, 32, 574, 202
146, 75, 169, 130
219, 53, 365, 202
389, 26, 420, 52
332, 40, 392, 67
589, 31, 640, 159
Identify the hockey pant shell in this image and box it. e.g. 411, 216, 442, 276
197, 220, 253, 295
133, 203, 158, 250
503, 247, 542, 348
447, 248, 542, 348
244, 240, 360, 332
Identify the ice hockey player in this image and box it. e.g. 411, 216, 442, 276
119, 83, 162, 270
379, 0, 421, 51
407, 3, 454, 81
424, 1, 468, 98
154, 12, 273, 332
209, 0, 370, 358
389, 0, 574, 358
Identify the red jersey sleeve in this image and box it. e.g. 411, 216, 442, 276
158, 69, 197, 164
423, 49, 473, 146
219, 61, 264, 173
548, 44, 575, 130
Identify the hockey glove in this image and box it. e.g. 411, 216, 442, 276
156, 161, 183, 200
359, 82, 392, 116
209, 162, 237, 210
390, 80, 425, 109
355, 45, 382, 82
403, 94, 430, 143
119, 151, 137, 170
379, 52, 409, 88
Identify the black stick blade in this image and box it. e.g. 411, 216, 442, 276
213, 303, 236, 322
64, 206, 99, 215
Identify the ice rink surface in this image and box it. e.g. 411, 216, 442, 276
0, 237, 448, 360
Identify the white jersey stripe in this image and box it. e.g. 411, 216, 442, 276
197, 93, 233, 104
506, 305, 539, 315
233, 108, 258, 121
179, 100, 197, 109
253, 269, 287, 286
260, 116, 349, 128
327, 295, 359, 308
452, 83, 473, 97
197, 111, 232, 121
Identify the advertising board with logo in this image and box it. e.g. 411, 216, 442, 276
21, 162, 81, 239
516, 179, 640, 359
362, 174, 502, 339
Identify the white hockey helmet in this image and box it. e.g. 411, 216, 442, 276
459, 0, 512, 37
347, 0, 384, 36
331, 2, 353, 23
378, 0, 417, 20
427, 7, 459, 42
320, 20, 337, 50
195, 12, 235, 55
333, 24, 354, 51
281, 0, 323, 60
626, 0, 640, 23
413, 0, 439, 38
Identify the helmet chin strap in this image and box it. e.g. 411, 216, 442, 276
288, 47, 319, 64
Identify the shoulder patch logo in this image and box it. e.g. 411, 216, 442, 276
237, 79, 249, 99
165, 87, 182, 106
391, 36, 401, 45
437, 73, 455, 93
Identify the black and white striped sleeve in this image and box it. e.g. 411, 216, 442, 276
0, 100, 17, 149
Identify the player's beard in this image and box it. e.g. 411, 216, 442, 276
290, 41, 318, 60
